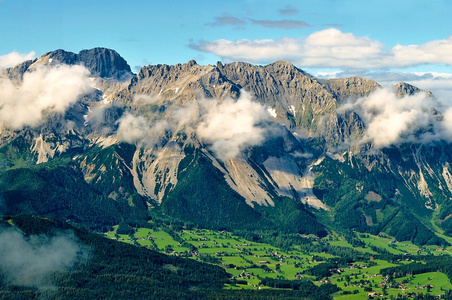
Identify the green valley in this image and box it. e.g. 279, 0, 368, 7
104, 220, 452, 299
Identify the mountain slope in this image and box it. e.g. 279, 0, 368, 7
1, 47, 452, 246
0, 215, 336, 299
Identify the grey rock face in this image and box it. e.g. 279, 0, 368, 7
321, 77, 381, 102
77, 48, 132, 80
46, 49, 78, 65
394, 82, 433, 98
4, 58, 37, 82
5, 48, 133, 80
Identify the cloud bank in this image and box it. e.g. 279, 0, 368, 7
116, 113, 150, 143
340, 87, 452, 148
116, 92, 274, 161
196, 92, 271, 161
0, 64, 92, 129
0, 51, 35, 69
0, 229, 91, 290
191, 28, 452, 70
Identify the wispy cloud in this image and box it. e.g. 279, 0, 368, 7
116, 92, 276, 161
322, 23, 345, 28
206, 15, 246, 28
337, 85, 452, 149
249, 19, 310, 29
190, 28, 452, 71
196, 92, 272, 161
206, 14, 309, 30
0, 64, 92, 129
0, 228, 91, 291
116, 113, 169, 144
278, 5, 299, 16
0, 51, 36, 69
340, 88, 439, 148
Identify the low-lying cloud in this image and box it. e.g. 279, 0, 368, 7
0, 228, 91, 290
116, 111, 173, 146
116, 113, 150, 143
196, 92, 271, 161
191, 28, 452, 70
0, 64, 92, 129
116, 92, 275, 161
340, 87, 452, 148
0, 51, 35, 69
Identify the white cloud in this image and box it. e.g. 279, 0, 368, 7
132, 94, 160, 104
391, 37, 452, 67
191, 28, 452, 70
0, 64, 92, 130
196, 92, 271, 161
441, 108, 452, 141
116, 113, 151, 143
0, 51, 36, 69
116, 92, 274, 161
191, 37, 303, 64
340, 88, 443, 148
0, 229, 90, 290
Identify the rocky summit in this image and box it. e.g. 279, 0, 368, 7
1, 47, 451, 246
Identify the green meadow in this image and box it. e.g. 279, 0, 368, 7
104, 226, 452, 299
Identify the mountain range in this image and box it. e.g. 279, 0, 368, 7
1, 47, 451, 246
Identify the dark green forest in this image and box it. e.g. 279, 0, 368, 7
0, 215, 338, 299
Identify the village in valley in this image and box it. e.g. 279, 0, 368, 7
105, 224, 452, 299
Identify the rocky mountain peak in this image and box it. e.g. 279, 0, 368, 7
265, 61, 312, 78
45, 49, 78, 65
7, 47, 133, 81
130, 60, 238, 103
321, 77, 381, 102
77, 47, 132, 80
394, 82, 433, 98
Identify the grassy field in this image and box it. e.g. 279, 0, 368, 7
357, 233, 430, 256
104, 226, 452, 299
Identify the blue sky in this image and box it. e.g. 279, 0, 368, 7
1, 0, 452, 95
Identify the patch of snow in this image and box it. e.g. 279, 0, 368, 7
267, 107, 277, 118
289, 105, 296, 117
102, 94, 110, 104
83, 106, 91, 126
175, 87, 179, 94
49, 58, 53, 63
